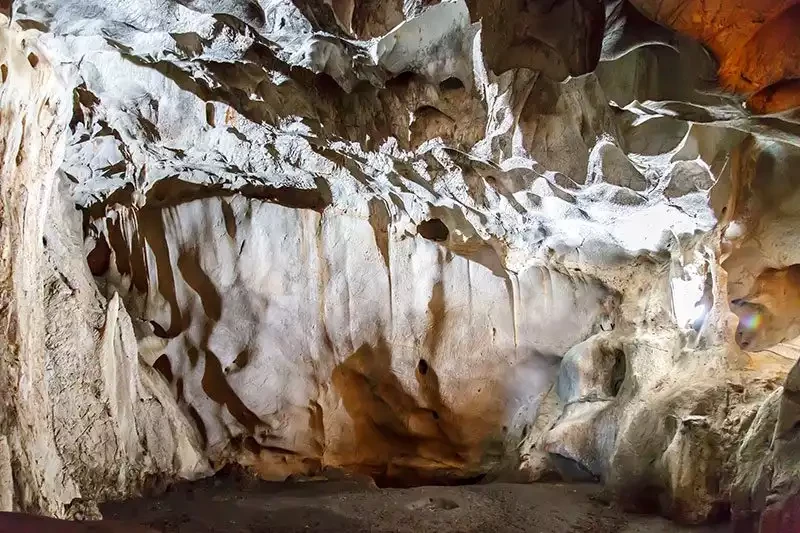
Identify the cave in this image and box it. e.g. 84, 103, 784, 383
0, 0, 799, 532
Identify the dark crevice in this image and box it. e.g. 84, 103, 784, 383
413, 105, 454, 123
201, 349, 263, 432
176, 378, 184, 403
150, 321, 173, 339
186, 404, 208, 449
15, 19, 49, 32
205, 102, 216, 127
153, 354, 174, 383
618, 483, 666, 515
84, 176, 332, 220
417, 219, 449, 242
439, 77, 465, 90
86, 234, 111, 276
610, 348, 626, 397
373, 472, 487, 489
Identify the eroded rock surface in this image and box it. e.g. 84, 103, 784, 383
0, 0, 798, 530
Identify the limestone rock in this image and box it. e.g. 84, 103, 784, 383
0, 0, 798, 528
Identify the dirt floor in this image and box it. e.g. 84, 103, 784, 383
93, 471, 730, 533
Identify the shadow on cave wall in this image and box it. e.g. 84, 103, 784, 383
331, 336, 507, 487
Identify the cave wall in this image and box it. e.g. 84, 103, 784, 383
0, 20, 208, 519
0, 0, 799, 529
90, 197, 613, 482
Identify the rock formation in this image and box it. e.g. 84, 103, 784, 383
0, 0, 798, 530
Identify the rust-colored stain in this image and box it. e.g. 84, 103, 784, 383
332, 339, 465, 476
330, 336, 504, 486
631, 0, 800, 113
224, 107, 235, 125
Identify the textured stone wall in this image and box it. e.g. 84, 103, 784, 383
0, 1, 798, 529
0, 20, 208, 519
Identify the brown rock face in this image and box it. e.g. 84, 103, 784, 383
630, 0, 800, 112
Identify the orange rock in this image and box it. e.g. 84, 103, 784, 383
630, 0, 800, 112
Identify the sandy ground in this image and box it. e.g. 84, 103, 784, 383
93, 471, 730, 533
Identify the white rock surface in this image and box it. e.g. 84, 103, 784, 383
0, 0, 798, 527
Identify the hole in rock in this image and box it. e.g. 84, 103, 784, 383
618, 484, 666, 515
150, 320, 172, 339
86, 234, 111, 276
153, 354, 173, 383
205, 102, 216, 127
0, 64, 6, 83
27, 52, 39, 68
417, 358, 429, 375
708, 502, 732, 525
233, 349, 251, 370
548, 453, 598, 483
664, 415, 679, 440
439, 77, 465, 90
243, 0, 266, 26
386, 71, 416, 89
417, 219, 449, 242
241, 436, 261, 454
610, 349, 626, 397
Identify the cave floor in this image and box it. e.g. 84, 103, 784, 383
99, 474, 729, 533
